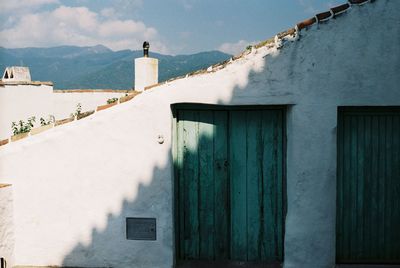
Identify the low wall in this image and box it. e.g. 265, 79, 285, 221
52, 91, 128, 119
0, 87, 127, 139
0, 184, 14, 268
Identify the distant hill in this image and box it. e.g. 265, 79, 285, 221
0, 45, 232, 89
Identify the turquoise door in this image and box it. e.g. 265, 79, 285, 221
337, 107, 400, 263
174, 106, 285, 266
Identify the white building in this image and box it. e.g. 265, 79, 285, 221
0, 68, 128, 139
0, 1, 399, 268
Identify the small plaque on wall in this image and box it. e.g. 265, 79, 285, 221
126, 217, 156, 240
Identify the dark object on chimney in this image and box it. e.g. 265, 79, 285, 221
143, 41, 150, 57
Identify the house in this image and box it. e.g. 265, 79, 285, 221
0, 68, 129, 139
0, 0, 399, 267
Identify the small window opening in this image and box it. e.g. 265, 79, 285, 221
4, 71, 9, 79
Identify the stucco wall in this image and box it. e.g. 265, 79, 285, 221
0, 87, 125, 139
0, 185, 15, 268
0, 85, 53, 139
52, 91, 127, 119
0, 1, 399, 268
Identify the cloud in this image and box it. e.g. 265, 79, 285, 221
0, 5, 168, 53
0, 0, 59, 14
218, 40, 258, 55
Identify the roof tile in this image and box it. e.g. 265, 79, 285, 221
77, 110, 95, 120
331, 3, 350, 15
0, 138, 9, 147
316, 11, 333, 22
296, 17, 317, 30
55, 117, 74, 126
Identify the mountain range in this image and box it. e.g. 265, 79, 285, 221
0, 45, 232, 89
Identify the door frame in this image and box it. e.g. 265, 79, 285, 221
171, 104, 287, 266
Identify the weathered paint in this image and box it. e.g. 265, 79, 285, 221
175, 108, 284, 264
337, 107, 400, 263
0, 1, 398, 268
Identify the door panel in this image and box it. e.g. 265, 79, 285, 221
175, 107, 285, 265
337, 107, 400, 263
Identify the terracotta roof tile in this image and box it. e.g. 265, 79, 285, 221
316, 11, 333, 22
97, 102, 118, 112
77, 110, 95, 120
55, 117, 74, 126
0, 138, 9, 146
119, 92, 141, 103
349, 0, 370, 4
0, 81, 53, 86
54, 89, 132, 93
331, 3, 351, 15
296, 17, 317, 30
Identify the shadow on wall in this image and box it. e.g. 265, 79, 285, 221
59, 46, 293, 268
61, 163, 175, 268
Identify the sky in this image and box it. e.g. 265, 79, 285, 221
0, 0, 344, 55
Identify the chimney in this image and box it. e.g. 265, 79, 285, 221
134, 41, 158, 91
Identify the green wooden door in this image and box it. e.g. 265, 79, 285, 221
174, 107, 284, 265
337, 107, 400, 263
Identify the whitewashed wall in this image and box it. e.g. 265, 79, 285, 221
52, 92, 127, 119
0, 1, 399, 268
0, 87, 125, 139
0, 185, 14, 268
0, 85, 53, 139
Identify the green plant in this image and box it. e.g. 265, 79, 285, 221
107, 97, 119, 104
246, 45, 253, 50
40, 115, 55, 126
11, 116, 36, 135
70, 103, 82, 118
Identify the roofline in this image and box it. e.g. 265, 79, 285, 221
144, 0, 374, 91
0, 81, 53, 86
53, 89, 133, 93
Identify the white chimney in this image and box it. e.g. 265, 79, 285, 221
2, 66, 31, 82
134, 41, 158, 91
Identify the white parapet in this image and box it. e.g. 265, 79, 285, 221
134, 57, 158, 92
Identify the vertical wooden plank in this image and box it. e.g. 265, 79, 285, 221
363, 115, 372, 259
337, 111, 345, 260
213, 111, 229, 260
384, 115, 392, 259
377, 116, 386, 259
182, 110, 200, 259
391, 115, 400, 259
356, 115, 365, 259
342, 115, 352, 260
370, 115, 379, 260
176, 111, 185, 260
198, 111, 215, 260
261, 110, 276, 261
245, 111, 262, 261
349, 115, 358, 259
229, 111, 248, 261
274, 110, 284, 261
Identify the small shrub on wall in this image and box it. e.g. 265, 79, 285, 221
11, 117, 35, 135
